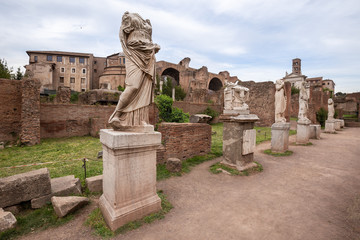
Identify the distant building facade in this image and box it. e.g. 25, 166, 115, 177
98, 53, 126, 90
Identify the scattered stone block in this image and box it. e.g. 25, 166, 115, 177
189, 114, 212, 123
86, 175, 103, 193
166, 158, 182, 173
31, 175, 82, 209
51, 196, 89, 218
0, 208, 17, 232
309, 124, 321, 139
0, 168, 51, 208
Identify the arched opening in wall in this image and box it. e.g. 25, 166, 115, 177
161, 68, 180, 86
208, 77, 223, 91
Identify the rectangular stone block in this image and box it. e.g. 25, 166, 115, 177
325, 120, 335, 133
99, 129, 162, 231
86, 175, 103, 193
271, 122, 290, 152
296, 122, 310, 144
0, 168, 51, 208
309, 124, 321, 139
242, 129, 256, 155
334, 120, 341, 130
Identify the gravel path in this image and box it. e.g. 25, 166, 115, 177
20, 127, 360, 240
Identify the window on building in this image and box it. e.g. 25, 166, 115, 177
71, 68, 76, 73
82, 89, 86, 92
47, 55, 52, 61
79, 57, 85, 64
94, 60, 97, 64
94, 69, 97, 73
322, 83, 325, 85
69, 57, 75, 63
295, 67, 298, 71
34, 56, 38, 62
81, 78, 86, 84
59, 77, 64, 83
70, 77, 75, 83
57, 56, 62, 62
61, 67, 65, 73
82, 68, 86, 74
123, 58, 125, 64
295, 62, 298, 65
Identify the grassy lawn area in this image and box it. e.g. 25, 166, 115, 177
0, 123, 295, 181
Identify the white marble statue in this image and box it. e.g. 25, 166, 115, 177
327, 98, 335, 120
298, 81, 311, 123
109, 12, 160, 129
223, 81, 249, 111
274, 79, 287, 123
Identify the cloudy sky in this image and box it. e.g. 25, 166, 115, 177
1, 0, 359, 93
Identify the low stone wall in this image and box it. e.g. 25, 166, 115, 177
157, 123, 211, 161
173, 101, 222, 116
40, 104, 115, 138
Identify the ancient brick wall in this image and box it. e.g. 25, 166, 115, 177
173, 102, 222, 115
239, 81, 275, 126
157, 123, 211, 161
291, 94, 299, 118
40, 104, 115, 138
0, 79, 22, 143
20, 79, 41, 145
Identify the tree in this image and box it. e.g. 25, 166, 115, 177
0, 58, 12, 79
13, 67, 23, 80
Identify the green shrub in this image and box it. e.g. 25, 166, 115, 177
70, 92, 79, 103
201, 106, 219, 120
174, 85, 186, 101
49, 94, 56, 102
161, 77, 186, 101
291, 86, 299, 95
117, 85, 125, 92
154, 94, 189, 123
316, 107, 328, 127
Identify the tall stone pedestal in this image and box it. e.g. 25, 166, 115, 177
271, 122, 290, 153
309, 124, 321, 139
325, 120, 335, 133
220, 114, 259, 171
99, 129, 161, 231
296, 121, 310, 144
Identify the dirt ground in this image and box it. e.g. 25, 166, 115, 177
19, 127, 360, 240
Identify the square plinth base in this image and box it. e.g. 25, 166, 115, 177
99, 129, 162, 231
309, 124, 321, 139
296, 122, 310, 144
221, 114, 258, 170
334, 120, 341, 130
271, 122, 290, 153
325, 120, 335, 133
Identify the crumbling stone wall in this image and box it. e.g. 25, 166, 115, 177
20, 79, 41, 145
173, 102, 222, 116
40, 104, 115, 138
0, 79, 22, 144
55, 86, 71, 104
239, 81, 275, 126
157, 123, 211, 161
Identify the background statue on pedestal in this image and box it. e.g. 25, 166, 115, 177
274, 79, 287, 123
298, 81, 311, 123
327, 98, 335, 120
109, 12, 160, 130
223, 81, 249, 112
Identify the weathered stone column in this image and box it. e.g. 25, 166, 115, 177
271, 122, 290, 152
99, 129, 161, 231
220, 114, 259, 171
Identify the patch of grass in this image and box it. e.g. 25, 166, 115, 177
289, 129, 297, 135
85, 191, 173, 238
0, 204, 73, 240
209, 162, 263, 176
264, 149, 293, 157
255, 126, 272, 144
294, 142, 313, 146
290, 117, 298, 121
344, 114, 357, 119
0, 136, 103, 184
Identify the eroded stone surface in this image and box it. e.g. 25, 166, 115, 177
325, 120, 336, 133
309, 124, 321, 139
0, 168, 51, 208
166, 158, 182, 173
51, 196, 89, 218
0, 208, 17, 232
296, 122, 310, 144
243, 129, 256, 155
189, 114, 212, 123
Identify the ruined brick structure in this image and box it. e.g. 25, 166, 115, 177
0, 79, 22, 144
157, 123, 211, 162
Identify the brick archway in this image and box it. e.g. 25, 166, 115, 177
161, 68, 180, 85
208, 77, 223, 91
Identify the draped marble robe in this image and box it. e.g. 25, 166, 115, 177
109, 12, 160, 129
274, 79, 286, 123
